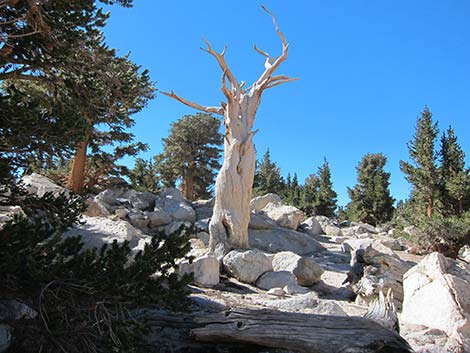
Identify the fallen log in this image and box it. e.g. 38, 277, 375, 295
191, 308, 413, 353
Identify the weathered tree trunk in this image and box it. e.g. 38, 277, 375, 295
66, 137, 88, 194
162, 6, 298, 253
209, 96, 258, 253
181, 172, 195, 201
191, 308, 413, 353
427, 195, 433, 218
138, 307, 412, 353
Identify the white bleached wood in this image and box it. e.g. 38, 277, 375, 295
162, 6, 297, 254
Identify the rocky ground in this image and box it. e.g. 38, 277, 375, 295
2, 174, 470, 352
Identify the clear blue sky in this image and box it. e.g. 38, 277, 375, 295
102, 1, 470, 206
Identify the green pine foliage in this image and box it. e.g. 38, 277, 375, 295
282, 173, 301, 206
1, 1, 155, 189
314, 159, 337, 218
397, 108, 470, 257
400, 106, 439, 217
253, 149, 285, 197
298, 173, 319, 215
1, 188, 193, 353
439, 127, 470, 215
129, 158, 160, 193
347, 153, 395, 226
155, 113, 223, 200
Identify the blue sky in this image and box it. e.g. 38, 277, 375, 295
102, 1, 470, 206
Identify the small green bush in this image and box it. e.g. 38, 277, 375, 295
1, 189, 193, 353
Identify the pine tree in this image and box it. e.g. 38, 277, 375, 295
315, 159, 337, 217
156, 113, 223, 201
440, 127, 470, 215
129, 158, 160, 193
300, 173, 320, 216
347, 153, 395, 226
0, 0, 132, 82
64, 42, 154, 193
253, 149, 284, 196
0, 2, 155, 193
400, 107, 439, 218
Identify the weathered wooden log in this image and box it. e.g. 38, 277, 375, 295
137, 309, 287, 352
191, 308, 414, 353
364, 290, 399, 333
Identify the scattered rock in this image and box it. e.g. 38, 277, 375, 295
114, 207, 129, 220
249, 227, 325, 255
324, 224, 343, 237
267, 288, 286, 297
255, 271, 308, 294
21, 173, 68, 197
401, 252, 470, 352
259, 292, 347, 316
344, 242, 411, 308
261, 202, 304, 230
126, 190, 156, 211
94, 189, 120, 211
272, 251, 324, 286
83, 199, 111, 217
154, 188, 196, 223
161, 221, 193, 236
401, 323, 461, 353
315, 215, 338, 229
250, 193, 282, 212
194, 231, 210, 246
146, 209, 172, 228
127, 210, 149, 229
376, 236, 403, 251
342, 238, 397, 263
350, 222, 379, 235
63, 215, 150, 252
298, 217, 323, 236
249, 212, 278, 230
330, 236, 348, 244
192, 199, 214, 220
178, 253, 219, 287
223, 250, 273, 284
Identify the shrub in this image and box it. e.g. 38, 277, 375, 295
1, 189, 193, 353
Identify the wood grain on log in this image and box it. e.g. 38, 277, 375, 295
191, 308, 414, 353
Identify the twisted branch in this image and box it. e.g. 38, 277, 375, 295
160, 90, 224, 116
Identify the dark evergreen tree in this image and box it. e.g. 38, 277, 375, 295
253, 149, 284, 196
439, 127, 470, 215
156, 113, 223, 200
0, 1, 155, 193
300, 173, 320, 216
347, 153, 395, 226
129, 158, 160, 193
0, 0, 132, 82
0, 189, 192, 353
400, 106, 439, 218
314, 159, 337, 217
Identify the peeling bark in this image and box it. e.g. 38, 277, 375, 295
162, 6, 298, 254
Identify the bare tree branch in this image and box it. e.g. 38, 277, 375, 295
160, 90, 224, 116
221, 70, 232, 101
253, 44, 270, 61
265, 76, 299, 89
252, 5, 291, 92
200, 39, 239, 93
